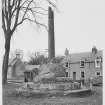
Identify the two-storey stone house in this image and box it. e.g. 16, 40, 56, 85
62, 47, 103, 80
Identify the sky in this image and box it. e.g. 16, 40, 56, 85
0, 0, 105, 61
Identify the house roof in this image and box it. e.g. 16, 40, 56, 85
8, 58, 17, 66
8, 57, 23, 66
25, 65, 40, 71
62, 50, 103, 63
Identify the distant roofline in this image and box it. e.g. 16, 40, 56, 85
68, 50, 103, 55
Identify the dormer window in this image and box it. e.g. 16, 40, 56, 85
80, 60, 85, 68
95, 57, 101, 68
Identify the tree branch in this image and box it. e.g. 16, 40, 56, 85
11, 0, 22, 33
21, 7, 48, 15
2, 9, 7, 35
45, 0, 57, 8
3, 0, 56, 36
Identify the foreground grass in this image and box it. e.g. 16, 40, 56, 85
3, 83, 102, 105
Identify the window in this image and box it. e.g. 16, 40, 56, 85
80, 60, 85, 68
65, 62, 70, 68
95, 57, 101, 68
96, 72, 100, 76
81, 72, 85, 78
73, 72, 76, 80
65, 62, 69, 68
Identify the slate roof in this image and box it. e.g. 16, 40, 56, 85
25, 65, 40, 71
8, 57, 24, 66
8, 58, 17, 66
62, 50, 103, 63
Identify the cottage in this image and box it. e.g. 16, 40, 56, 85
8, 53, 40, 80
24, 65, 40, 82
8, 53, 25, 79
62, 47, 103, 80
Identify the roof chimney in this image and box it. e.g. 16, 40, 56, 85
92, 46, 97, 54
65, 48, 69, 56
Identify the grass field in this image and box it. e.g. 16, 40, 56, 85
3, 83, 102, 105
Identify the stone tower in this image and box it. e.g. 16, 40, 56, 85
48, 7, 55, 61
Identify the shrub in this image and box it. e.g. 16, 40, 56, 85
92, 76, 103, 86
56, 77, 73, 83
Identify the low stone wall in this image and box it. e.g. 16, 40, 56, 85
23, 82, 81, 91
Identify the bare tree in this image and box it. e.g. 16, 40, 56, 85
2, 0, 56, 84
28, 52, 48, 65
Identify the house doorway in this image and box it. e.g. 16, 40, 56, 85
81, 71, 85, 79
73, 72, 76, 80
65, 72, 68, 77
81, 71, 85, 85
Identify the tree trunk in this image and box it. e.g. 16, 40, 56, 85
2, 34, 11, 85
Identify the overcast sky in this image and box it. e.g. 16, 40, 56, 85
0, 0, 105, 61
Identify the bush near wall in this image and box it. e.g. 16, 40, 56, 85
92, 76, 103, 86
40, 77, 74, 83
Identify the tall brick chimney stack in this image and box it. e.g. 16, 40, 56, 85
48, 7, 55, 61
